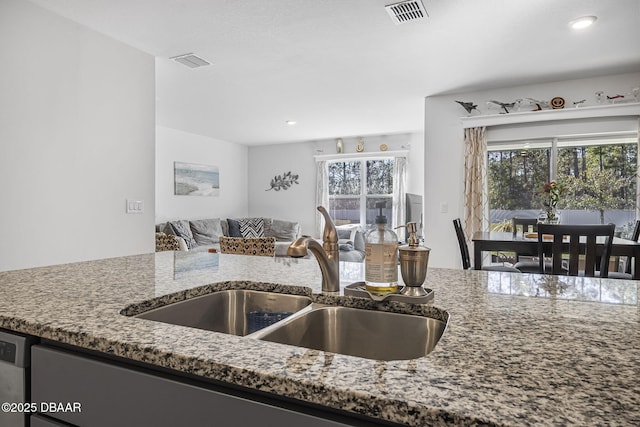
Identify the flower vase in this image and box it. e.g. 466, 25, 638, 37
545, 208, 560, 224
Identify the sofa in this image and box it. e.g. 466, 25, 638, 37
156, 217, 301, 257
335, 224, 366, 263
155, 217, 366, 262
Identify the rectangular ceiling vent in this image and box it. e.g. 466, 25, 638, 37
385, 0, 428, 24
170, 53, 211, 68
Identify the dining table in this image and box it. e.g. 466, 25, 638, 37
472, 231, 640, 279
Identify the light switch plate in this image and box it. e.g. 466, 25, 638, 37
126, 199, 144, 214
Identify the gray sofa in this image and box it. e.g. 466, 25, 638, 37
335, 225, 366, 263
156, 217, 365, 262
156, 217, 301, 257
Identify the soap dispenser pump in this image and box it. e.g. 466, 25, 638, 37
397, 222, 431, 297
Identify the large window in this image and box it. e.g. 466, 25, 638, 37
487, 132, 638, 237
328, 159, 394, 227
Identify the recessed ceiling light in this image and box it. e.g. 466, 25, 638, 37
569, 16, 597, 30
285, 120, 297, 125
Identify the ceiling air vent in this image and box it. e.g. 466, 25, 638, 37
385, 0, 428, 24
170, 53, 211, 68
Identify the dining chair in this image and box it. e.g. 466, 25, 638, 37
609, 219, 640, 279
511, 217, 540, 273
536, 223, 615, 278
453, 218, 520, 272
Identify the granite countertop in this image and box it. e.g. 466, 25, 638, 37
0, 251, 639, 426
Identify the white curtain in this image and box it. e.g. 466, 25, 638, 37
392, 156, 407, 230
463, 127, 488, 247
315, 160, 329, 238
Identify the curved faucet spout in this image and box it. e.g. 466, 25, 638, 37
287, 206, 340, 293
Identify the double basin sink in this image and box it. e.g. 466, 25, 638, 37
134, 289, 447, 361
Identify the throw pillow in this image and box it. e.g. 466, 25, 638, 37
167, 220, 197, 249
339, 243, 354, 251
189, 218, 224, 245
239, 218, 265, 238
353, 231, 365, 252
267, 219, 300, 241
337, 226, 365, 252
227, 219, 243, 237
161, 223, 175, 235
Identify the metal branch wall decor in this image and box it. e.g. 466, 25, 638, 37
266, 171, 299, 191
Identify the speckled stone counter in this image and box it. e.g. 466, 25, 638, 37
1, 252, 639, 426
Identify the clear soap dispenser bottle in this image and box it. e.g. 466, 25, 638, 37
365, 201, 398, 295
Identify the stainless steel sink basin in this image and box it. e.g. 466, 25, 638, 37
251, 305, 448, 361
135, 290, 312, 336
132, 289, 447, 361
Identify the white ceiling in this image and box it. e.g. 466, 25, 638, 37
29, 0, 640, 145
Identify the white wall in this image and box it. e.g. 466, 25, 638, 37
248, 132, 424, 237
424, 72, 640, 268
248, 142, 317, 235
155, 126, 249, 223
0, 0, 155, 271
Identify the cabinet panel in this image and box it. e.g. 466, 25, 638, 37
30, 414, 71, 427
31, 345, 353, 427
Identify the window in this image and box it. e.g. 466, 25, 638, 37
487, 132, 638, 237
328, 159, 394, 227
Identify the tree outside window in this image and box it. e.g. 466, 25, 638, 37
487, 147, 550, 211
328, 159, 394, 227
559, 145, 637, 225
487, 137, 638, 237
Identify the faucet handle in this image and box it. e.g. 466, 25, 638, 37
317, 205, 337, 243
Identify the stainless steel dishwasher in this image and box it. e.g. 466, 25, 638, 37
0, 330, 35, 427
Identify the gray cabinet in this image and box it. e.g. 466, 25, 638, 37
31, 345, 360, 427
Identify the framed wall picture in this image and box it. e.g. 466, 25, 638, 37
174, 161, 219, 196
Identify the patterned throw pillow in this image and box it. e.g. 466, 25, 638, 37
155, 232, 180, 252
220, 236, 275, 256
168, 220, 197, 249
239, 218, 265, 238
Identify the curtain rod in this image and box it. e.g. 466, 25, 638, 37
488, 130, 638, 145
313, 150, 408, 161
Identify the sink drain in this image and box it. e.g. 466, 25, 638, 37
246, 312, 293, 334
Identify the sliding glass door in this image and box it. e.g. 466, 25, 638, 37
487, 132, 638, 237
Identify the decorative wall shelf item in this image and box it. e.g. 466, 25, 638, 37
313, 150, 409, 162
525, 98, 550, 111
379, 144, 388, 151
550, 97, 565, 109
487, 100, 515, 114
266, 171, 299, 191
336, 138, 344, 153
356, 137, 365, 152
455, 100, 478, 114
460, 102, 640, 129
174, 162, 219, 196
